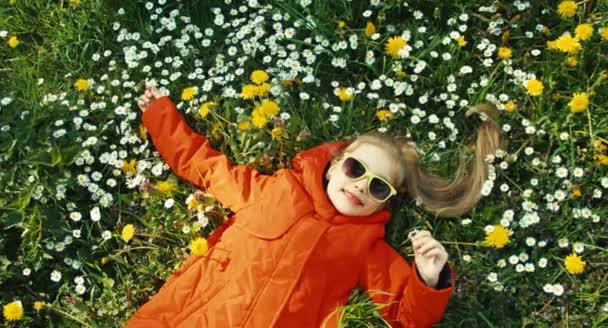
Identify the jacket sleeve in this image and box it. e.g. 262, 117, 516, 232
142, 96, 271, 212
358, 240, 454, 328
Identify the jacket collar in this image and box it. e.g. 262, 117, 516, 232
291, 141, 392, 225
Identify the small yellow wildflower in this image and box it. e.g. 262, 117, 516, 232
199, 101, 216, 118
74, 79, 90, 91
557, 1, 578, 18
155, 180, 177, 195
571, 187, 582, 198
238, 121, 251, 131
138, 124, 148, 142
337, 21, 346, 29
181, 87, 197, 101
241, 84, 258, 99
70, 0, 81, 6
564, 253, 586, 275
593, 140, 607, 152
501, 31, 510, 43
33, 301, 45, 313
484, 225, 511, 249
547, 40, 558, 50
375, 109, 391, 121
271, 127, 284, 140
568, 92, 589, 113
121, 159, 137, 176
457, 36, 467, 47
256, 82, 271, 97
566, 56, 578, 67
251, 109, 267, 128
337, 88, 353, 102
385, 36, 407, 59
365, 21, 376, 37
525, 79, 544, 96
595, 154, 608, 165
121, 224, 135, 243
498, 47, 512, 59
190, 237, 209, 256
261, 99, 279, 116
250, 70, 269, 85
3, 301, 24, 322
505, 100, 517, 112
600, 27, 608, 40
554, 33, 582, 53
7, 35, 20, 48
101, 257, 109, 265
575, 23, 594, 40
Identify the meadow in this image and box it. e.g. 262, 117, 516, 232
1, 0, 607, 326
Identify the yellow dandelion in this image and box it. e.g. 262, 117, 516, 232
554, 33, 582, 53
547, 40, 558, 50
564, 253, 586, 275
3, 301, 24, 322
256, 82, 271, 97
593, 140, 607, 152
33, 301, 45, 313
457, 35, 467, 47
337, 88, 353, 102
155, 180, 177, 195
375, 109, 391, 121
121, 159, 137, 176
121, 224, 135, 243
199, 101, 216, 118
525, 79, 544, 96
238, 121, 251, 131
250, 70, 269, 85
74, 79, 90, 91
7, 35, 20, 48
190, 237, 209, 256
498, 47, 512, 59
101, 257, 109, 265
484, 225, 511, 249
595, 154, 608, 165
181, 87, 197, 101
568, 92, 589, 113
575, 23, 594, 40
571, 187, 582, 198
385, 36, 406, 59
241, 84, 258, 99
251, 108, 267, 128
138, 124, 147, 142
337, 20, 346, 29
271, 127, 284, 140
505, 100, 517, 112
566, 56, 578, 67
600, 27, 608, 40
261, 99, 279, 117
365, 21, 376, 37
557, 1, 578, 18
501, 31, 510, 43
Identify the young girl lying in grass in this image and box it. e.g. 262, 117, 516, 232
126, 85, 500, 327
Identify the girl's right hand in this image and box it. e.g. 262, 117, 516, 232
137, 85, 163, 112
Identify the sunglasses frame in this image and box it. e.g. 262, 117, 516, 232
341, 152, 398, 202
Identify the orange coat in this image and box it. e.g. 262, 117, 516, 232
125, 97, 454, 328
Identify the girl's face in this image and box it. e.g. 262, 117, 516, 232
326, 142, 399, 216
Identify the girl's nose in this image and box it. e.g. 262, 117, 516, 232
352, 179, 367, 193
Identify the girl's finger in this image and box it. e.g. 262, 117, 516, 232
417, 240, 439, 255
410, 230, 431, 242
422, 248, 445, 260
150, 86, 162, 98
412, 235, 433, 249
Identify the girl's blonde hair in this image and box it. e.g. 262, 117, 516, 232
339, 104, 501, 218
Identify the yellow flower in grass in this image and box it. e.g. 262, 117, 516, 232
155, 180, 177, 195
554, 33, 582, 53
525, 79, 544, 96
250, 70, 269, 85
337, 88, 353, 102
199, 101, 216, 118
568, 92, 589, 113
74, 79, 90, 91
564, 253, 586, 275
457, 36, 467, 47
385, 36, 407, 59
600, 28, 608, 41
566, 56, 578, 67
138, 124, 147, 142
271, 127, 284, 140
256, 82, 271, 97
251, 108, 267, 128
484, 225, 511, 249
261, 99, 279, 116
593, 140, 607, 152
595, 154, 608, 165
9, 0, 16, 6
498, 47, 512, 59
7, 35, 20, 48
575, 24, 594, 40
181, 87, 197, 101
3, 301, 24, 322
337, 21, 346, 29
375, 109, 391, 121
571, 187, 582, 198
70, 0, 81, 6
557, 1, 578, 18
238, 121, 251, 131
505, 100, 517, 112
33, 301, 45, 313
241, 84, 258, 99
121, 224, 135, 243
121, 159, 137, 176
365, 21, 376, 37
190, 237, 209, 256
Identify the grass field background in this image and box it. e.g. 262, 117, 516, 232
1, 0, 608, 326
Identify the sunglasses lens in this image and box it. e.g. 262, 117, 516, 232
343, 157, 366, 179
370, 178, 391, 201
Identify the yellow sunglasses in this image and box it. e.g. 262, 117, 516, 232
341, 152, 398, 202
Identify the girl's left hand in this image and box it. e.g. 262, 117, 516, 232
410, 230, 448, 289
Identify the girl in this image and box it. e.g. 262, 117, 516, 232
126, 85, 500, 328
